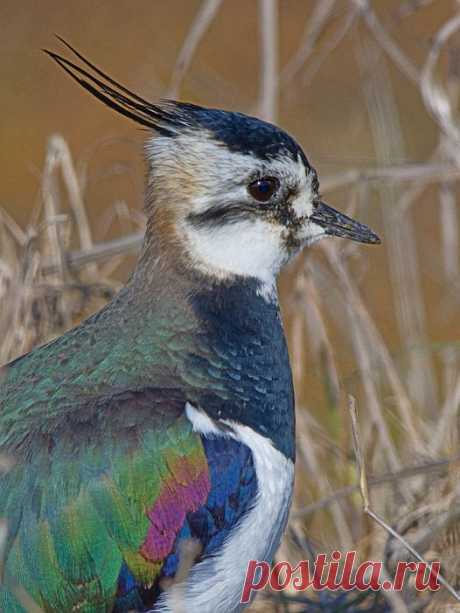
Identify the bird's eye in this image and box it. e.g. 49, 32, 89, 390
248, 177, 280, 202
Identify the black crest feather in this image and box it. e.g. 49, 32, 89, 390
44, 37, 195, 136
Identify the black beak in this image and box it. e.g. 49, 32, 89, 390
310, 201, 381, 245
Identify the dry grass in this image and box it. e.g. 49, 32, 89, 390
1, 1, 460, 612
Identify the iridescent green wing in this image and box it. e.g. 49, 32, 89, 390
0, 388, 210, 612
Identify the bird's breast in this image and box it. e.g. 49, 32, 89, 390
154, 403, 294, 612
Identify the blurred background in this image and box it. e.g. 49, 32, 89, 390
1, 0, 460, 610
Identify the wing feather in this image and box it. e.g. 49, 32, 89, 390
0, 392, 210, 612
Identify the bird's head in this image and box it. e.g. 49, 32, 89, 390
47, 41, 380, 295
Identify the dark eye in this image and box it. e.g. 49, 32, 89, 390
248, 177, 280, 202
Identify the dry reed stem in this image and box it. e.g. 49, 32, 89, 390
159, 539, 202, 613
352, 0, 420, 84
49, 135, 97, 277
294, 455, 459, 518
321, 161, 460, 194
42, 137, 68, 284
258, 0, 278, 122
321, 245, 425, 453
421, 11, 460, 144
300, 272, 340, 406
396, 0, 436, 20
301, 5, 359, 89
430, 377, 460, 456
360, 39, 438, 418
280, 0, 337, 87
440, 182, 460, 283
168, 0, 223, 98
351, 318, 401, 469
348, 396, 460, 605
42, 232, 143, 275
295, 409, 354, 549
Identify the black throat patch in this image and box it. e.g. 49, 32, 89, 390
186, 278, 296, 461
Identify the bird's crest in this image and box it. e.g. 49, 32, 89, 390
44, 37, 202, 137
45, 38, 307, 161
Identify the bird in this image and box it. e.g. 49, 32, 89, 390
0, 39, 380, 613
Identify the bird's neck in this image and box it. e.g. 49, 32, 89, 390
185, 278, 295, 460
107, 242, 296, 460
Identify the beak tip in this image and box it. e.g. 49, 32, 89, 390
313, 201, 382, 246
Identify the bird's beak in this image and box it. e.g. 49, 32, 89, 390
310, 201, 381, 245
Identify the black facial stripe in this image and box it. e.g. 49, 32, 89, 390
273, 205, 303, 228
187, 185, 310, 231
187, 204, 257, 228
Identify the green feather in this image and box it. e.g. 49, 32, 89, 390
1, 414, 208, 610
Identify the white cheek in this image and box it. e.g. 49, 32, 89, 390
290, 156, 315, 218
183, 218, 286, 290
291, 189, 314, 218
